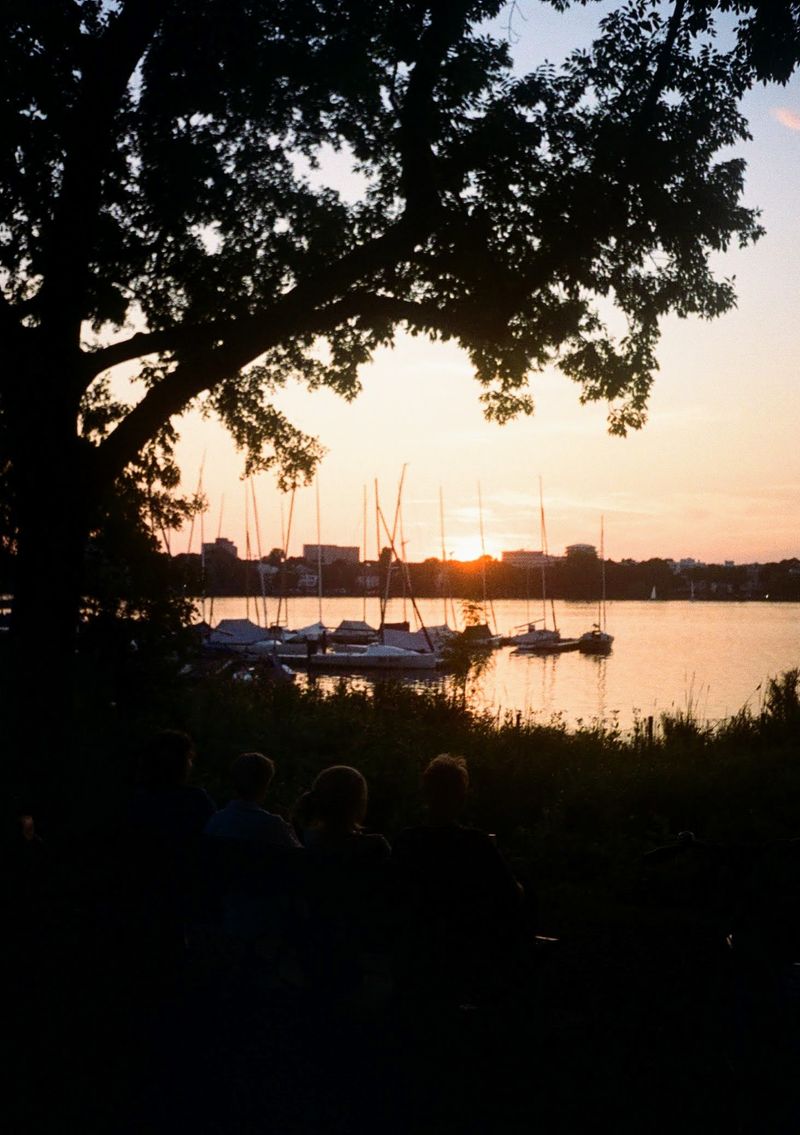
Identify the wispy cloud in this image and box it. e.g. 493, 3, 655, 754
772, 107, 800, 131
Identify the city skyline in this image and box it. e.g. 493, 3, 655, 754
193, 532, 779, 571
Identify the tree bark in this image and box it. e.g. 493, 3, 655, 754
5, 386, 91, 824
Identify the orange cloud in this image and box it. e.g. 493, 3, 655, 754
772, 107, 800, 130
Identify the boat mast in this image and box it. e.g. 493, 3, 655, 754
186, 455, 206, 621
186, 452, 206, 559
539, 477, 558, 632
399, 497, 408, 624
362, 484, 368, 623
538, 477, 547, 628
315, 477, 323, 626
477, 482, 497, 631
199, 483, 207, 624
374, 479, 382, 628
600, 514, 607, 632
278, 485, 297, 635
439, 487, 448, 628
250, 479, 269, 628
208, 494, 224, 627
244, 482, 252, 623
377, 497, 433, 653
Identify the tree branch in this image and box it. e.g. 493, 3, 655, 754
37, 0, 164, 344
92, 289, 466, 483
397, 0, 474, 214
639, 0, 687, 126
83, 3, 473, 384
87, 3, 481, 487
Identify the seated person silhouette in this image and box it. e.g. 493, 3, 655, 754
392, 754, 523, 1004
205, 752, 300, 848
128, 729, 215, 841
125, 730, 216, 965
203, 752, 302, 941
293, 766, 391, 991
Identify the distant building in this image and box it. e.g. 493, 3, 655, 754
565, 543, 597, 558
296, 569, 319, 594
501, 549, 558, 569
678, 557, 704, 572
202, 536, 238, 560
358, 569, 380, 593
303, 544, 360, 566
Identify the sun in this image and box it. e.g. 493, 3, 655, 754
447, 537, 497, 563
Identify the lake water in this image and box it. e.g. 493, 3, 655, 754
202, 596, 800, 731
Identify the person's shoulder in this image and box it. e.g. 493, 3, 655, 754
203, 803, 231, 835
356, 831, 392, 861
184, 785, 216, 818
258, 810, 302, 847
392, 825, 429, 854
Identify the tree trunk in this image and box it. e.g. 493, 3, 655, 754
5, 407, 92, 825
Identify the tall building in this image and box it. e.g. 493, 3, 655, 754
501, 549, 559, 568
565, 543, 597, 558
303, 544, 360, 566
202, 536, 238, 559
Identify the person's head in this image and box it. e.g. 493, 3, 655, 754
138, 730, 195, 790
422, 753, 469, 823
231, 751, 275, 805
296, 765, 368, 833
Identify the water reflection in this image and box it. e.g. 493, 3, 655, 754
208, 597, 800, 731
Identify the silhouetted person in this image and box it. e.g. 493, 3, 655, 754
205, 752, 300, 848
293, 766, 390, 992
125, 731, 215, 972
204, 752, 302, 942
392, 754, 523, 1004
295, 765, 390, 861
128, 730, 215, 841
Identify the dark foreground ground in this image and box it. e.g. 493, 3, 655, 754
9, 868, 800, 1135
6, 671, 800, 1132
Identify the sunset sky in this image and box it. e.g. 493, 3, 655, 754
165, 3, 800, 567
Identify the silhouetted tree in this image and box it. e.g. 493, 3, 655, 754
1, 0, 795, 790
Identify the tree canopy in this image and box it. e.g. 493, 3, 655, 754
0, 0, 797, 623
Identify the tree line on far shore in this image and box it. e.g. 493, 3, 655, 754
142, 546, 800, 604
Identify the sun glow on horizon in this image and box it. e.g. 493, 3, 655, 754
442, 537, 502, 563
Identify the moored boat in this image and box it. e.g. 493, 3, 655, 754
514, 634, 581, 654
305, 642, 439, 671
579, 516, 614, 655
578, 625, 614, 655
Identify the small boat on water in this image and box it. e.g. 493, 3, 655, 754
579, 516, 614, 655
504, 621, 580, 653
330, 619, 378, 645
513, 633, 581, 655
509, 479, 577, 654
461, 622, 502, 649
577, 624, 614, 655
306, 642, 439, 672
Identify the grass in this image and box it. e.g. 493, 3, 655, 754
60, 660, 800, 878
8, 660, 800, 1134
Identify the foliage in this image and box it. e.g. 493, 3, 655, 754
57, 659, 800, 883
1, 0, 781, 506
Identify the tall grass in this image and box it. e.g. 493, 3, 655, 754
62, 663, 800, 885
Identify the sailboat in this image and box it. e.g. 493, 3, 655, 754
511, 479, 580, 654
579, 517, 614, 655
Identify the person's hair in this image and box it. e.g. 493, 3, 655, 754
231, 751, 275, 801
294, 765, 368, 832
422, 753, 469, 813
138, 730, 195, 790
